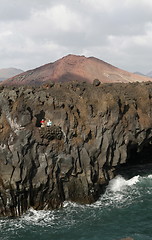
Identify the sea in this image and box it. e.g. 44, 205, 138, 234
1, 174, 152, 240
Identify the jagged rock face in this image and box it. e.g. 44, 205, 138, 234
0, 81, 152, 217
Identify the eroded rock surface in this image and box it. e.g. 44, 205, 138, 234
0, 81, 152, 216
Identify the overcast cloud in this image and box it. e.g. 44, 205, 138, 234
1, 0, 152, 73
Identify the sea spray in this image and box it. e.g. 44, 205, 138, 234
1, 175, 152, 240
107, 175, 140, 192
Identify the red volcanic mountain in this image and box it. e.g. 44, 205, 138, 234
2, 54, 152, 85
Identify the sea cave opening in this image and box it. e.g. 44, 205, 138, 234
116, 138, 152, 177
126, 139, 152, 166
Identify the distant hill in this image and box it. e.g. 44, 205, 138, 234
2, 55, 152, 85
147, 71, 152, 78
134, 72, 146, 77
0, 68, 23, 81
134, 71, 152, 78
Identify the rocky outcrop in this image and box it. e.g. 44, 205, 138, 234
0, 81, 152, 216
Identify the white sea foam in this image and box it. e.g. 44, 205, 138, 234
1, 174, 152, 236
64, 174, 149, 210
63, 201, 86, 210
20, 208, 56, 227
108, 175, 140, 192
63, 201, 80, 208
91, 175, 144, 209
0, 174, 152, 240
147, 174, 152, 179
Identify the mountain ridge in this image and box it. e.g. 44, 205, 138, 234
0, 67, 23, 81
2, 54, 152, 85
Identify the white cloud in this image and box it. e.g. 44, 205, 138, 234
0, 0, 152, 73
0, 30, 12, 39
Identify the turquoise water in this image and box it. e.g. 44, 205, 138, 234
1, 174, 152, 240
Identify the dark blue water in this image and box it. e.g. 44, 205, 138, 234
1, 175, 152, 240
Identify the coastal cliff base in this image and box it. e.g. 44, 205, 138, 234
0, 81, 152, 216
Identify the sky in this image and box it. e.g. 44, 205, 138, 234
1, 0, 152, 74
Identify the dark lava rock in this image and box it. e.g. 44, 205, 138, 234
93, 78, 101, 86
0, 81, 152, 216
39, 126, 63, 140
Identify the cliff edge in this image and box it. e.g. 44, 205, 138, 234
0, 81, 152, 216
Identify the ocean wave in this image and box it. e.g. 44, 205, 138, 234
92, 174, 152, 210
20, 208, 56, 226
1, 174, 152, 239
107, 175, 140, 192
147, 174, 152, 179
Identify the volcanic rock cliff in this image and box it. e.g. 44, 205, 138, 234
0, 81, 152, 217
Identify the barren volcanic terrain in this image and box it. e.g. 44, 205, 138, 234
0, 68, 23, 81
2, 55, 152, 85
